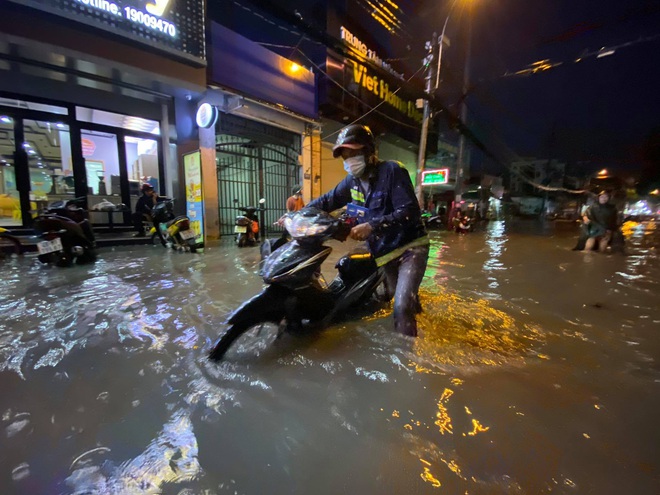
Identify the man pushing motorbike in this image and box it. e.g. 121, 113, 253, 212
307, 124, 429, 337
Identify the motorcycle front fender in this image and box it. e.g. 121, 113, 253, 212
226, 285, 289, 327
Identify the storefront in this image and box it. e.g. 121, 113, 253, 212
194, 22, 318, 238
0, 0, 207, 231
0, 97, 166, 228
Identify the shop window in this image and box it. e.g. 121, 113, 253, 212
24, 119, 70, 211
0, 98, 67, 115
0, 116, 20, 225
76, 107, 159, 135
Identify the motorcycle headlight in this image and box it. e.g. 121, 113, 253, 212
284, 215, 330, 239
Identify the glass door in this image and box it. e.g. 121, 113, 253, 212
125, 135, 160, 215
80, 129, 123, 227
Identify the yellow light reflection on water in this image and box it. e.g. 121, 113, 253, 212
466, 418, 490, 436
421, 466, 442, 487
435, 388, 454, 435
410, 287, 545, 368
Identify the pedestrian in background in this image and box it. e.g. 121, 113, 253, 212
286, 185, 305, 212
307, 124, 429, 337
579, 190, 620, 252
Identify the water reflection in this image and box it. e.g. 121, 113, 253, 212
482, 220, 507, 289
0, 224, 659, 494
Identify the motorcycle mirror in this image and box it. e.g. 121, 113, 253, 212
259, 198, 266, 204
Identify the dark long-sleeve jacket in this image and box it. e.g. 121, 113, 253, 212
307, 160, 428, 264
585, 203, 618, 236
135, 194, 167, 215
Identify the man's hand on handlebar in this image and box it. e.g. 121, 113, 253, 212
349, 223, 372, 241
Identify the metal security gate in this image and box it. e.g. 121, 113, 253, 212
217, 134, 301, 237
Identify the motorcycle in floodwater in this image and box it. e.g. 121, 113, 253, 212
149, 199, 199, 253
452, 214, 475, 233
234, 198, 265, 247
208, 207, 386, 361
34, 197, 97, 267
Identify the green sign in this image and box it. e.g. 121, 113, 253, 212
421, 169, 449, 185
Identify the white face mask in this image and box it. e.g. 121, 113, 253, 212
343, 155, 367, 177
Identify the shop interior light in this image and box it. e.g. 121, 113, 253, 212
1, 116, 11, 124
123, 116, 160, 133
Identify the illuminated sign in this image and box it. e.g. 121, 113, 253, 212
81, 138, 96, 157
9, 0, 205, 64
421, 169, 449, 186
340, 26, 404, 80
184, 150, 204, 245
349, 60, 422, 123
195, 103, 218, 129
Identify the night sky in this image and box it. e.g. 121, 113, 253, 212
416, 0, 660, 177
221, 0, 659, 182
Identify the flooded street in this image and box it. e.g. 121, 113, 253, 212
1, 220, 659, 494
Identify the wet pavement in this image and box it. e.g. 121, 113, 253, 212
1, 219, 659, 494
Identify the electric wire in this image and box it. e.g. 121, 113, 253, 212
217, 1, 653, 195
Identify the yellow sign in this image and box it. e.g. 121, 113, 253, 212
146, 0, 171, 16
350, 61, 422, 123
184, 150, 204, 245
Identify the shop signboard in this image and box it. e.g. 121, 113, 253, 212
183, 150, 204, 245
321, 23, 423, 142
208, 22, 316, 119
421, 169, 449, 186
8, 0, 205, 65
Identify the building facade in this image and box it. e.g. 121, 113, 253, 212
0, 0, 207, 231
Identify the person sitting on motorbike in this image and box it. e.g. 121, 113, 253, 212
581, 190, 619, 252
453, 209, 472, 232
307, 124, 429, 337
133, 183, 162, 237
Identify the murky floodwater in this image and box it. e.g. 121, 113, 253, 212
1, 219, 659, 494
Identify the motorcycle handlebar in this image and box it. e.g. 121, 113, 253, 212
332, 216, 356, 242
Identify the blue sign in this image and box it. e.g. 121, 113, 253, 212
208, 22, 317, 119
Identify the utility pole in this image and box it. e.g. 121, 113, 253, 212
454, 10, 473, 203
415, 32, 439, 209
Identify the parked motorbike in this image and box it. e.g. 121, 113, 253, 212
149, 199, 199, 253
421, 209, 442, 230
235, 198, 265, 247
34, 197, 97, 267
209, 207, 386, 361
0, 227, 23, 257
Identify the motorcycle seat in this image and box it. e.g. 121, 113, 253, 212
167, 216, 189, 227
